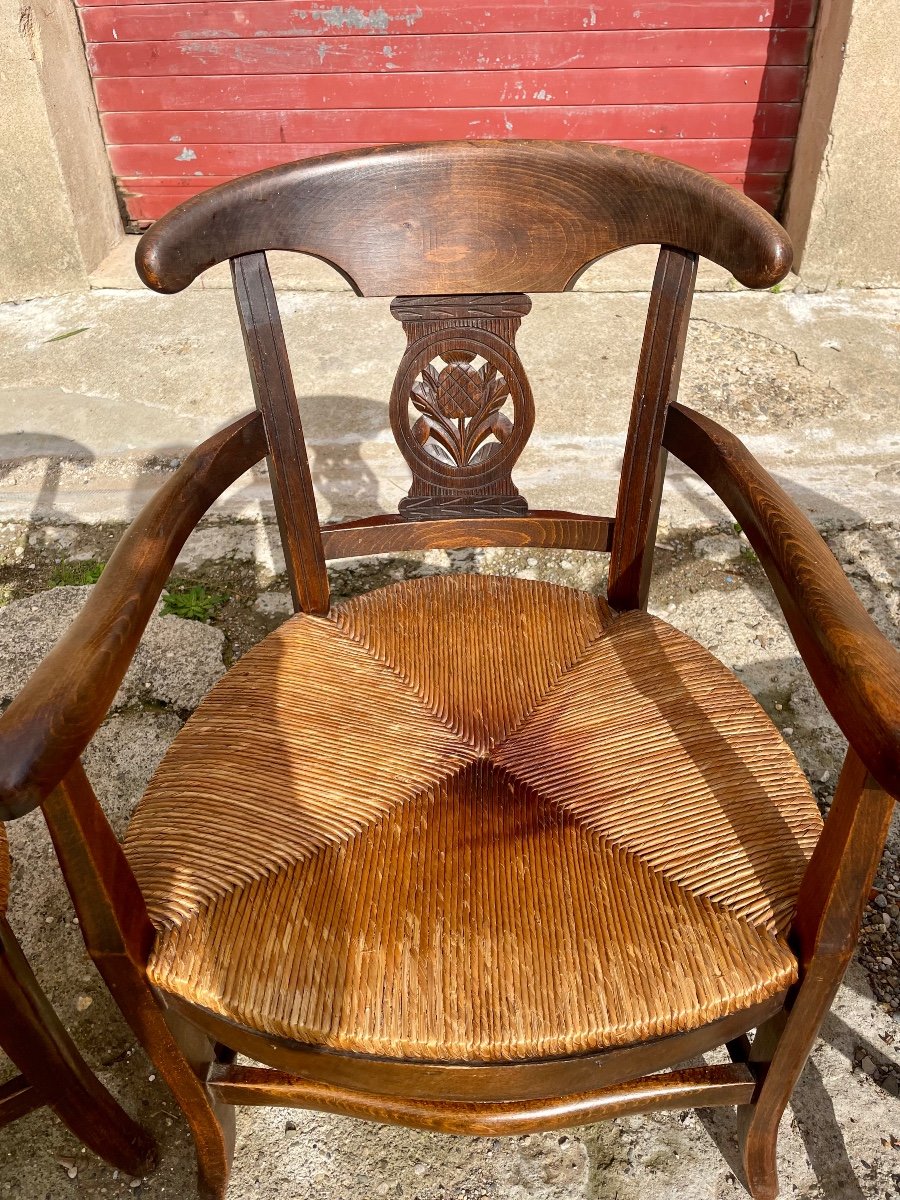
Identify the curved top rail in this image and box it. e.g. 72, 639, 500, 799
136, 141, 792, 296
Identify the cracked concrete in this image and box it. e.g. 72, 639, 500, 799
0, 286, 898, 538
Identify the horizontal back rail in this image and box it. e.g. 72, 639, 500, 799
320, 512, 614, 559
137, 141, 792, 296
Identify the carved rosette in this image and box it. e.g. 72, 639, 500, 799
389, 294, 534, 520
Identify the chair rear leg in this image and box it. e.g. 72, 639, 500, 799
0, 918, 155, 1176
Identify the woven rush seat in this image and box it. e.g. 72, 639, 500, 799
124, 573, 823, 1063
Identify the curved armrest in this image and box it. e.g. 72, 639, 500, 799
663, 403, 900, 800
0, 412, 267, 819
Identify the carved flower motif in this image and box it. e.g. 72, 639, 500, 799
410, 357, 512, 467
435, 364, 483, 419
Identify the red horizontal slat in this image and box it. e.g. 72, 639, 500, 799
80, 1, 816, 40
120, 173, 784, 222
119, 170, 783, 194
87, 29, 812, 77
94, 65, 808, 112
108, 138, 796, 178
102, 103, 801, 146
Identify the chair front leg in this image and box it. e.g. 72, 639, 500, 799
737, 748, 895, 1199
42, 763, 236, 1200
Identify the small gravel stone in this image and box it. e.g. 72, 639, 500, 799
693, 534, 743, 563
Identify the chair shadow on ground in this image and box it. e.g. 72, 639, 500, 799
694, 993, 887, 1200
0, 433, 96, 546
120, 394, 397, 584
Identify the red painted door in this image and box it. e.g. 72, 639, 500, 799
76, 1, 817, 225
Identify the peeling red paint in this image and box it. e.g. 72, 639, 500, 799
77, 0, 817, 222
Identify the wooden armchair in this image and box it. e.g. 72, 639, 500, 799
1, 142, 898, 1200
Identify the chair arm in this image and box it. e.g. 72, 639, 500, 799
0, 412, 267, 819
663, 402, 900, 801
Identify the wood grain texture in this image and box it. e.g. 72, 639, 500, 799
390, 293, 533, 519
207, 1063, 757, 1136
320, 511, 614, 558
103, 177, 788, 225
607, 245, 697, 609
0, 825, 8, 915
135, 141, 792, 296
0, 412, 267, 820
231, 253, 328, 613
163, 990, 785, 1104
126, 574, 819, 1062
663, 403, 900, 800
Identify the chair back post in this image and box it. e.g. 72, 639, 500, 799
607, 246, 698, 610
231, 252, 329, 615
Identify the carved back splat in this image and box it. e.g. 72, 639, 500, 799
390, 294, 534, 520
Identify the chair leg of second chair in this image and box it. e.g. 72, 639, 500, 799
0, 917, 155, 1176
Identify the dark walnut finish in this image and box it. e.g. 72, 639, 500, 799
0, 143, 896, 1200
607, 245, 697, 610
389, 293, 533, 519
136, 140, 791, 296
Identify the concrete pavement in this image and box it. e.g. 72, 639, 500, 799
0, 277, 897, 558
